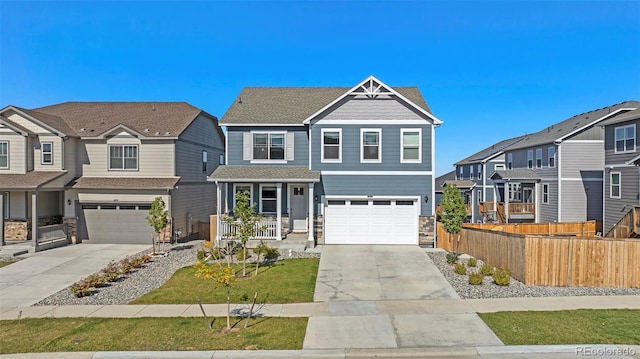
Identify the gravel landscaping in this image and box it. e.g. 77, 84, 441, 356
428, 251, 640, 299
35, 241, 320, 306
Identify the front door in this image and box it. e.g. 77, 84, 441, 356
291, 185, 307, 232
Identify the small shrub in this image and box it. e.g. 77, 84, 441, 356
84, 273, 108, 288
140, 254, 152, 264
197, 250, 206, 261
493, 268, 511, 286
454, 262, 467, 275
480, 263, 494, 276
467, 257, 477, 267
70, 281, 92, 298
102, 261, 120, 282
236, 249, 250, 261
120, 258, 135, 274
209, 247, 223, 260
446, 252, 459, 264
129, 256, 145, 269
468, 272, 484, 285
264, 246, 279, 260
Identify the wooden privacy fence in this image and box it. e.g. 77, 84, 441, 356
463, 221, 597, 236
436, 222, 640, 288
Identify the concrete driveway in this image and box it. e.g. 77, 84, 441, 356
0, 243, 150, 308
305, 245, 502, 349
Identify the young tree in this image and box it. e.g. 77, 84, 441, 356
146, 197, 169, 254
224, 190, 262, 276
194, 260, 236, 330
440, 184, 467, 255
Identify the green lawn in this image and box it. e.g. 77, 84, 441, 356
0, 317, 307, 354
0, 259, 16, 268
480, 309, 640, 345
131, 258, 319, 304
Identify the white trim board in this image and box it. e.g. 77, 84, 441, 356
321, 170, 433, 176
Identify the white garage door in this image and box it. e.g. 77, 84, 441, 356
79, 204, 154, 244
324, 199, 418, 245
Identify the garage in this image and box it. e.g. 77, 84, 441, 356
77, 203, 154, 244
324, 198, 419, 245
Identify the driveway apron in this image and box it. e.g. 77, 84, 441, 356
304, 245, 503, 349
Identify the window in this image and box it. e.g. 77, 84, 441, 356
548, 147, 556, 168
536, 149, 542, 168
108, 145, 138, 170
260, 185, 277, 213
506, 153, 513, 170
527, 150, 533, 169
477, 189, 482, 204
2, 192, 8, 219
508, 183, 521, 201
233, 184, 253, 209
495, 164, 505, 171
470, 166, 474, 179
542, 184, 549, 204
321, 129, 341, 162
219, 154, 224, 165
401, 129, 421, 162
458, 166, 463, 180
41, 142, 53, 165
610, 172, 621, 198
615, 124, 635, 153
202, 150, 208, 172
253, 133, 284, 160
361, 129, 381, 162
0, 141, 8, 169
477, 165, 482, 180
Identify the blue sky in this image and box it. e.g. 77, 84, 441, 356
1, 1, 639, 176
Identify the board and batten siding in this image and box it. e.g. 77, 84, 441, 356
0, 132, 26, 173
226, 127, 308, 166
603, 119, 640, 165
175, 114, 224, 181
603, 166, 639, 234
321, 174, 433, 216
171, 182, 215, 239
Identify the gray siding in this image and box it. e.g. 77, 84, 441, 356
604, 118, 640, 165
559, 177, 603, 222
603, 166, 639, 234
321, 174, 433, 215
225, 183, 290, 215
559, 141, 604, 178
176, 114, 225, 180
171, 182, 215, 240
539, 181, 559, 223
310, 124, 433, 171
315, 97, 427, 121
227, 127, 308, 166
571, 125, 604, 141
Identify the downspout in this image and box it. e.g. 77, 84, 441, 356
432, 123, 438, 248
556, 141, 562, 222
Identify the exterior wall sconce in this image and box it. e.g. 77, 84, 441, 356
314, 195, 318, 202
67, 199, 71, 205
424, 195, 429, 203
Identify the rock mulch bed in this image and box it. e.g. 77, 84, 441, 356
428, 251, 640, 299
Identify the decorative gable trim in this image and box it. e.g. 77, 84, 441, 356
302, 75, 443, 125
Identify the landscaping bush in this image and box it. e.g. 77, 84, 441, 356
102, 261, 120, 282
120, 258, 135, 274
263, 246, 279, 260
84, 273, 108, 288
236, 248, 250, 261
197, 249, 206, 261
454, 262, 467, 275
129, 256, 146, 269
140, 254, 152, 264
446, 252, 459, 264
467, 257, 477, 267
468, 272, 484, 285
70, 281, 92, 297
493, 268, 511, 286
480, 263, 495, 276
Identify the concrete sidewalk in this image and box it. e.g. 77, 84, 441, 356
0, 243, 151, 308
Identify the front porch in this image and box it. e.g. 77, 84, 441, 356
488, 169, 541, 224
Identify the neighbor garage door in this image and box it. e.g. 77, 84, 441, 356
324, 198, 418, 244
78, 204, 154, 244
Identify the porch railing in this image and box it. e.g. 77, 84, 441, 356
508, 203, 535, 214
219, 220, 279, 240
36, 223, 69, 252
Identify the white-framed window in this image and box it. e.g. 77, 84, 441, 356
108, 145, 138, 170
233, 184, 253, 209
0, 141, 8, 169
495, 164, 505, 171
506, 153, 513, 170
536, 148, 542, 168
321, 128, 342, 162
477, 165, 482, 180
548, 147, 556, 168
2, 192, 8, 219
259, 184, 277, 213
219, 153, 224, 165
400, 128, 421, 163
254, 133, 285, 160
458, 166, 463, 180
470, 165, 474, 179
615, 124, 635, 153
542, 183, 549, 204
360, 129, 382, 163
508, 182, 521, 201
202, 150, 208, 172
41, 142, 53, 165
610, 172, 621, 199
477, 189, 482, 204
527, 150, 533, 169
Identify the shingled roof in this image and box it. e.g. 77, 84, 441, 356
0, 171, 67, 189
66, 177, 180, 190
220, 86, 432, 125
599, 108, 640, 127
455, 135, 526, 166
209, 166, 320, 182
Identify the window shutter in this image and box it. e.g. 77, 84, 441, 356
286, 132, 294, 161
243, 133, 252, 161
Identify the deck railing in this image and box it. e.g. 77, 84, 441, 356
219, 220, 279, 240
508, 203, 535, 214
35, 223, 69, 252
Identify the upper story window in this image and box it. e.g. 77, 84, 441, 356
361, 129, 381, 163
470, 165, 474, 179
254, 133, 284, 160
542, 183, 549, 204
219, 154, 225, 165
527, 150, 533, 169
477, 165, 482, 180
615, 124, 635, 153
610, 172, 621, 199
495, 164, 505, 171
548, 147, 556, 168
0, 141, 8, 169
458, 166, 463, 180
506, 153, 513, 170
536, 148, 542, 168
109, 145, 138, 171
202, 150, 208, 172
401, 128, 421, 163
321, 129, 342, 163
41, 142, 53, 165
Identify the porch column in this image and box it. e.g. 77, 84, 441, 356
215, 181, 222, 243
504, 184, 509, 224
276, 183, 282, 240
308, 183, 314, 242
31, 191, 38, 249
0, 192, 4, 246
534, 182, 540, 223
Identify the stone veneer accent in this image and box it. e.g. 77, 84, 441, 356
3, 216, 64, 241
63, 217, 77, 244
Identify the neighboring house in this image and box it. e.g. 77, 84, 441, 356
490, 100, 639, 225
434, 170, 456, 207
0, 102, 224, 247
208, 76, 442, 246
453, 136, 524, 222
600, 108, 640, 236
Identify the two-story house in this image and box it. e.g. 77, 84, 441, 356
209, 76, 442, 246
600, 108, 640, 236
0, 102, 224, 247
490, 100, 639, 225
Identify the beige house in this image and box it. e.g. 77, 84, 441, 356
0, 102, 224, 248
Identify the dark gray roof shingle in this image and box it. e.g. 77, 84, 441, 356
209, 166, 320, 182
599, 108, 640, 127
435, 170, 456, 192
490, 169, 541, 181
455, 135, 526, 165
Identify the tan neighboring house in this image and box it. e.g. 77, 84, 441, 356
0, 102, 224, 248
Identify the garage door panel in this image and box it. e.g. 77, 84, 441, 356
81, 204, 153, 244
